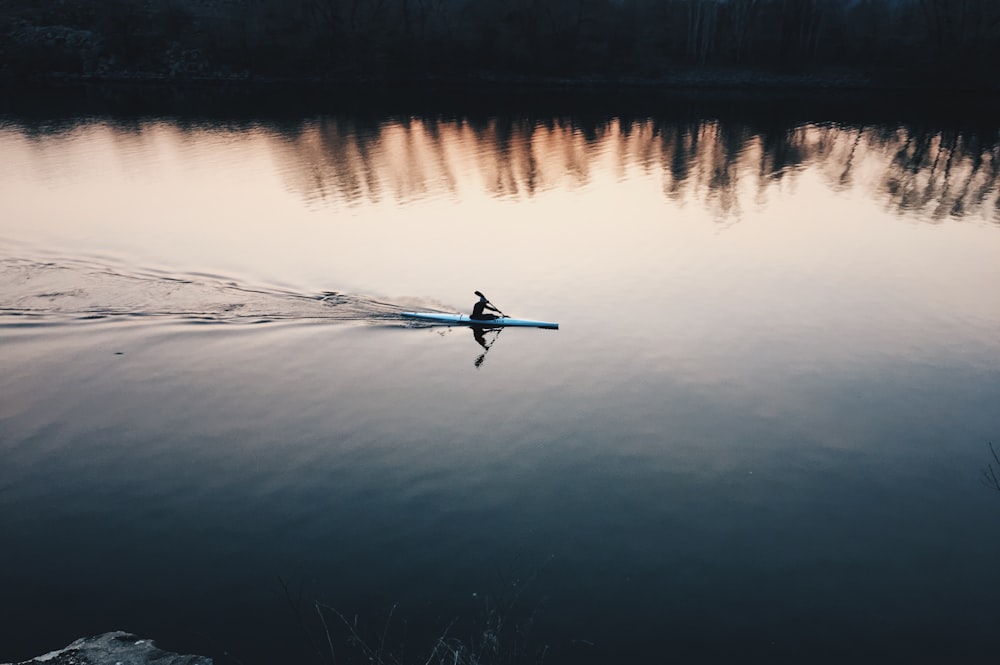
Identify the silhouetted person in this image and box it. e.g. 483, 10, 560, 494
471, 291, 500, 321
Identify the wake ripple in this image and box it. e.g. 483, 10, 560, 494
0, 258, 430, 325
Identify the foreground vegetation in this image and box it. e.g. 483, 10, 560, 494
2, 0, 999, 89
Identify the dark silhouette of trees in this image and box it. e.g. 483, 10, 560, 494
2, 0, 999, 83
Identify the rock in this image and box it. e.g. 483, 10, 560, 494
3, 632, 212, 665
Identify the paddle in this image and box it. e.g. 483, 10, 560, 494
474, 290, 508, 318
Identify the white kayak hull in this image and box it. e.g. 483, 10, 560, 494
401, 312, 558, 329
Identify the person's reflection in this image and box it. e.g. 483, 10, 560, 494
472, 325, 502, 369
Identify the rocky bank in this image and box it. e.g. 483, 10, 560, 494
3, 632, 211, 665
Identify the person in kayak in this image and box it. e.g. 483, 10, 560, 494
471, 291, 502, 321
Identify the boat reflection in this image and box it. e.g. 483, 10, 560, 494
471, 325, 503, 369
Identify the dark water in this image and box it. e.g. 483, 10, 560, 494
2, 87, 1000, 664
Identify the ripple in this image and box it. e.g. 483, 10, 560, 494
0, 256, 420, 326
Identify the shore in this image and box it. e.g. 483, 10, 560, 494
5, 65, 1000, 95
3, 632, 211, 665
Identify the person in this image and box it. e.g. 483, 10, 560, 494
470, 291, 501, 321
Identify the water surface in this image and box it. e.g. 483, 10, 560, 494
2, 89, 1000, 664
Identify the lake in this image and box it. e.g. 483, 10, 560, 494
2, 86, 1000, 665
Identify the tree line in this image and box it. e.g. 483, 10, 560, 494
2, 0, 999, 82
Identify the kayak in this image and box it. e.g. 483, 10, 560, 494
402, 312, 558, 329
401, 312, 559, 329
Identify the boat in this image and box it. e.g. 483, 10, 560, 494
401, 312, 559, 329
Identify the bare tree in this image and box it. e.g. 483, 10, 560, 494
728, 0, 760, 64
686, 0, 719, 65
778, 0, 823, 62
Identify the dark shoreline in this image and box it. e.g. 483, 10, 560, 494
5, 64, 1000, 94
4, 71, 1000, 132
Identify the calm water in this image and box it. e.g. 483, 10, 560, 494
2, 88, 1000, 664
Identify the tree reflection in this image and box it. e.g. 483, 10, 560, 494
267, 109, 999, 223
13, 105, 999, 224
881, 128, 1000, 221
